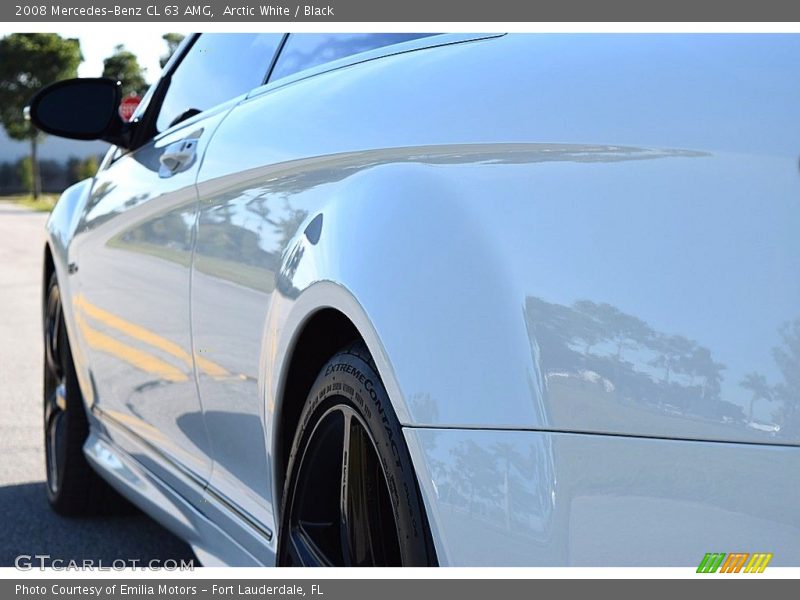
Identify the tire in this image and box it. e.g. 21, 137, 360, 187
277, 342, 437, 566
43, 271, 130, 515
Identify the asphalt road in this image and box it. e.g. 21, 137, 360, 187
0, 203, 195, 568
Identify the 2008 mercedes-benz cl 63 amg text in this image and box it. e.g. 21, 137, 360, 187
30, 33, 800, 566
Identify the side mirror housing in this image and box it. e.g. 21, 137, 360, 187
27, 77, 131, 148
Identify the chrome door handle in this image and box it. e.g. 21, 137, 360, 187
159, 138, 198, 177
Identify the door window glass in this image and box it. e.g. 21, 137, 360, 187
157, 33, 284, 132
269, 34, 433, 82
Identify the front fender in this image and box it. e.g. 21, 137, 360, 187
45, 177, 92, 268
45, 177, 94, 405
269, 163, 544, 429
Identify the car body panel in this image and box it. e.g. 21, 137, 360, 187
68, 102, 239, 506
83, 428, 260, 566
45, 177, 94, 400
198, 33, 800, 444
405, 427, 800, 566
245, 33, 503, 101
42, 33, 800, 566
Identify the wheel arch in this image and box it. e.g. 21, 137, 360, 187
266, 275, 431, 514
42, 242, 55, 319
271, 306, 361, 498
42, 177, 96, 411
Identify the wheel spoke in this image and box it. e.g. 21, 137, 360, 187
338, 411, 353, 565
285, 532, 307, 566
340, 413, 383, 566
44, 339, 59, 378
54, 411, 68, 474
42, 282, 71, 497
281, 402, 405, 567
285, 409, 345, 565
45, 382, 66, 430
44, 389, 57, 428
46, 409, 64, 491
44, 289, 63, 379
44, 372, 66, 493
290, 524, 340, 567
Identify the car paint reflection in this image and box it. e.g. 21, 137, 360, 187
408, 428, 800, 566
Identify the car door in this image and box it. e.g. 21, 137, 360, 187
72, 33, 284, 506
191, 33, 444, 560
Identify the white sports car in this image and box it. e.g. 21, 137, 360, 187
31, 33, 800, 566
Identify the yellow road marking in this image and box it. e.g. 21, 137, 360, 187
75, 312, 188, 383
196, 355, 230, 378
74, 294, 229, 378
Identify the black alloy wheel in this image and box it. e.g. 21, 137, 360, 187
278, 343, 436, 567
43, 271, 128, 515
43, 275, 68, 497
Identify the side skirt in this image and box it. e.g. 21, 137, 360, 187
84, 411, 274, 566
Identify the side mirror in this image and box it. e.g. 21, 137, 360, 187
27, 77, 130, 148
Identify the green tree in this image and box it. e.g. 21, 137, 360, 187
771, 319, 800, 432
0, 33, 82, 199
78, 155, 99, 180
67, 155, 99, 183
17, 156, 34, 194
740, 372, 773, 424
102, 44, 148, 97
66, 156, 81, 184
159, 33, 185, 68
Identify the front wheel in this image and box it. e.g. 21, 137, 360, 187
277, 343, 436, 566
43, 271, 129, 515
